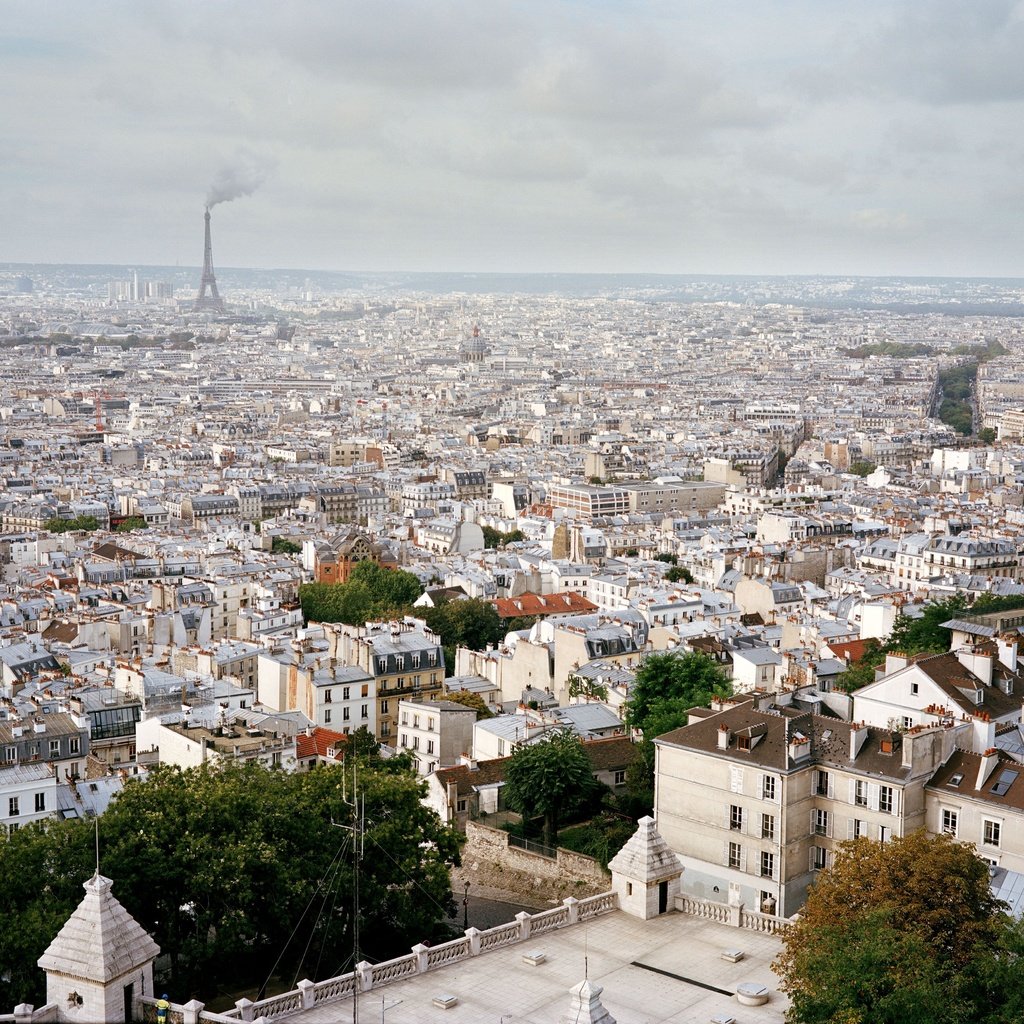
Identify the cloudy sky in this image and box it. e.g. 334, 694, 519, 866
3, 0, 1023, 276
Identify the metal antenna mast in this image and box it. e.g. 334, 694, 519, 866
194, 207, 225, 312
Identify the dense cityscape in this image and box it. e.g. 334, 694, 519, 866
1, 255, 1024, 1023
5, 2, 1024, 1023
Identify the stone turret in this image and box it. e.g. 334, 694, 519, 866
607, 815, 682, 919
38, 873, 160, 1023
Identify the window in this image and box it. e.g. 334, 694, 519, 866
814, 809, 830, 836
879, 786, 894, 815
983, 820, 1001, 848
730, 805, 744, 831
760, 851, 775, 878
397, 677, 406, 689
854, 780, 868, 807
412, 736, 419, 750
456, 798, 467, 813
850, 818, 867, 839
761, 775, 776, 801
324, 689, 333, 704
812, 846, 828, 871
399, 734, 408, 748
815, 770, 831, 797
613, 770, 626, 785
728, 842, 743, 869
361, 705, 368, 719
761, 813, 775, 840
911, 681, 919, 695
902, 716, 914, 731
49, 740, 60, 757
730, 766, 744, 794
343, 707, 350, 721
879, 824, 891, 843
324, 709, 332, 724
4, 747, 14, 763
377, 657, 387, 673
8, 797, 19, 817
942, 808, 958, 836
427, 717, 434, 731
380, 701, 389, 714
343, 687, 350, 700
401, 712, 408, 725
413, 715, 420, 729
34, 793, 45, 813
426, 740, 435, 755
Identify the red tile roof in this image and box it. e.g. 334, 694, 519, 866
493, 591, 597, 619
296, 727, 349, 761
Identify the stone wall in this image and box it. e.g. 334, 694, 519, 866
461, 821, 608, 903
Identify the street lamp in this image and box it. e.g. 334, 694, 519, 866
462, 879, 471, 930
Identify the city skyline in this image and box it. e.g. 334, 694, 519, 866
3, 1, 1024, 277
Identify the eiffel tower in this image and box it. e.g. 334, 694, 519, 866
194, 207, 225, 312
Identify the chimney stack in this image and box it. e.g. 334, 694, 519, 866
717, 724, 730, 750
976, 748, 1000, 790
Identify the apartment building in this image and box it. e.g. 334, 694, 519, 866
396, 698, 476, 775
328, 620, 446, 743
655, 700, 952, 916
547, 483, 631, 521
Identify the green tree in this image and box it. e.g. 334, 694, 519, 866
624, 651, 731, 735
270, 535, 302, 555
441, 689, 494, 719
299, 562, 422, 625
978, 427, 997, 444
0, 758, 460, 1006
116, 516, 148, 532
421, 598, 504, 674
504, 731, 596, 848
654, 553, 678, 565
664, 565, 694, 584
44, 515, 99, 534
624, 547, 639, 557
849, 460, 876, 477
886, 593, 968, 655
567, 674, 609, 703
481, 526, 525, 548
774, 831, 1012, 1024
624, 651, 731, 814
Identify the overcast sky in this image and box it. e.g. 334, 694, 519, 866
3, 0, 1024, 276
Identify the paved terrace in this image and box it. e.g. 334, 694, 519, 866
143, 893, 789, 1024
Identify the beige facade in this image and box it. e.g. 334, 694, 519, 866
654, 701, 952, 917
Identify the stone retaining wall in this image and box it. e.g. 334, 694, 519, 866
461, 821, 609, 902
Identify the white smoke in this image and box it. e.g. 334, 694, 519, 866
206, 157, 266, 209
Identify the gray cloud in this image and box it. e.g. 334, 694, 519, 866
0, 0, 1022, 275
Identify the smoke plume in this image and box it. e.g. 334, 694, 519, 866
206, 158, 266, 209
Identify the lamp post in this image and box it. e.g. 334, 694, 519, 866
462, 879, 471, 930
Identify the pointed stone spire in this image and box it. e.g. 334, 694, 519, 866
38, 873, 160, 1023
561, 980, 616, 1024
607, 815, 683, 919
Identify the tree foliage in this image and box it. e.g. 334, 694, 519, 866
848, 460, 876, 477
624, 651, 732, 735
0, 758, 460, 1007
504, 731, 596, 847
299, 561, 423, 625
116, 516, 148, 532
664, 565, 694, 584
775, 831, 1019, 1024
623, 651, 731, 815
45, 515, 99, 533
481, 526, 525, 548
441, 689, 494, 719
270, 535, 302, 554
420, 598, 504, 674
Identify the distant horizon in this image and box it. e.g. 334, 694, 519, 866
4, 262, 1024, 285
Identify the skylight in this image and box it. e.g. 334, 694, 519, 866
991, 769, 1019, 797
948, 773, 963, 788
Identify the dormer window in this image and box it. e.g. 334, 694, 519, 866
737, 735, 751, 752
947, 773, 964, 788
